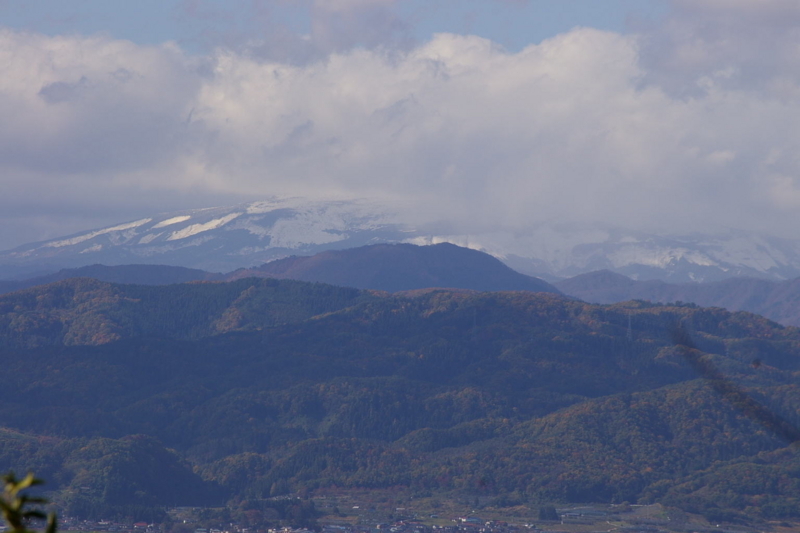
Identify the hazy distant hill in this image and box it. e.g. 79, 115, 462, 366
230, 242, 561, 293
2, 277, 800, 523
556, 270, 800, 326
0, 264, 222, 295
0, 243, 559, 296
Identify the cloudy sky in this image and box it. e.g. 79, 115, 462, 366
1, 0, 799, 250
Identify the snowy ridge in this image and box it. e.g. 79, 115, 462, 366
405, 227, 800, 282
0, 198, 413, 274
167, 213, 243, 241
44, 218, 153, 248
153, 216, 191, 229
4, 198, 800, 282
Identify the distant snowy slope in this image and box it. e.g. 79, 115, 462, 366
555, 270, 800, 327
0, 198, 418, 276
409, 228, 800, 282
4, 198, 800, 283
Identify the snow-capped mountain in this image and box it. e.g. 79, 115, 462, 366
4, 198, 800, 282
0, 198, 418, 277
408, 227, 800, 282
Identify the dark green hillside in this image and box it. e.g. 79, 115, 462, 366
0, 277, 376, 347
0, 428, 67, 482
57, 435, 219, 517
653, 447, 800, 520
0, 430, 218, 521
1, 278, 800, 521
448, 379, 797, 498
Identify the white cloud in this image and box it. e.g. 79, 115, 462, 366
313, 0, 396, 13
640, 0, 800, 96
0, 30, 202, 175
3, 2, 800, 249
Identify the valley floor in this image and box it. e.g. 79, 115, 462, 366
55, 493, 799, 533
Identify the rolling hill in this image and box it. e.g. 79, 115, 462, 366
0, 263, 221, 295
0, 243, 559, 297
556, 270, 800, 326
1, 277, 799, 524
229, 242, 560, 293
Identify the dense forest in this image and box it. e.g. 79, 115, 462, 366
1, 277, 799, 523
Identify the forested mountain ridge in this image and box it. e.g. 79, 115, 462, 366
556, 269, 800, 327
1, 277, 799, 523
0, 264, 222, 295
0, 277, 377, 347
230, 243, 560, 294
0, 243, 559, 297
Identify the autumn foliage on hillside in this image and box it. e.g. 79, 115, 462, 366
0, 279, 799, 522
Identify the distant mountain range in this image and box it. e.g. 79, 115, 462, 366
0, 263, 221, 294
0, 243, 560, 296
2, 276, 799, 524
0, 198, 414, 278
555, 270, 800, 327
5, 198, 800, 282
8, 243, 800, 327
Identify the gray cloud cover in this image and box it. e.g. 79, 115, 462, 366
2, 0, 800, 250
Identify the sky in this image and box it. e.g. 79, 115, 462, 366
1, 0, 799, 250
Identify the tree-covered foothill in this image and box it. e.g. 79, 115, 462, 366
0, 278, 799, 523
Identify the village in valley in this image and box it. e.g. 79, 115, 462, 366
30, 493, 793, 533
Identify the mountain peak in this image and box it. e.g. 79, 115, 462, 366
5, 198, 800, 283
236, 242, 561, 294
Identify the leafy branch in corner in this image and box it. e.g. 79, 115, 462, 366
0, 473, 56, 533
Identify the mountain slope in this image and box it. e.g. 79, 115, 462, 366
2, 279, 800, 521
0, 198, 414, 276
556, 270, 800, 326
418, 227, 800, 282
0, 264, 222, 295
0, 243, 560, 297
0, 277, 375, 348
6, 198, 800, 283
231, 243, 560, 293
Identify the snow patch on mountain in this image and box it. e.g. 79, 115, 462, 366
606, 247, 716, 269
153, 216, 192, 229
267, 218, 346, 249
45, 218, 152, 248
696, 234, 785, 271
138, 233, 161, 245
405, 227, 800, 282
246, 199, 298, 214
404, 235, 491, 254
80, 244, 103, 254
167, 213, 242, 241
